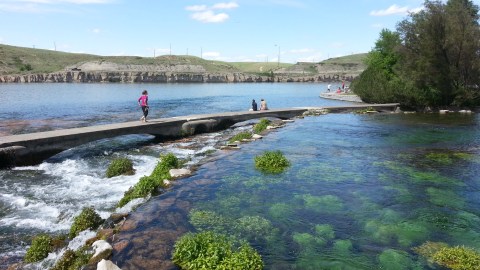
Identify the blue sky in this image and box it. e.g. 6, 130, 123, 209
1, 0, 478, 63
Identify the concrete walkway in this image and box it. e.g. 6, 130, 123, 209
0, 104, 399, 168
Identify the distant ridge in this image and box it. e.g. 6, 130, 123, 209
0, 43, 366, 79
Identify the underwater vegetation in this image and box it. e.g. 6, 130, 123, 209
118, 153, 179, 207
299, 194, 344, 214
68, 207, 104, 238
105, 157, 135, 178
172, 231, 263, 270
378, 249, 421, 270
254, 150, 290, 174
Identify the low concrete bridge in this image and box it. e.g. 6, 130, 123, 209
0, 104, 399, 168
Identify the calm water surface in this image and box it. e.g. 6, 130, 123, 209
0, 83, 479, 269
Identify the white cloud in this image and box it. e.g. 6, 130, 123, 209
191, 10, 229, 23
186, 2, 238, 23
212, 2, 238, 9
185, 5, 207, 11
203, 51, 221, 57
92, 28, 101, 34
370, 4, 422, 16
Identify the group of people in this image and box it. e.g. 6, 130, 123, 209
138, 90, 270, 123
250, 99, 268, 111
327, 81, 349, 93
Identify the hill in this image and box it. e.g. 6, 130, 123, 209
0, 43, 366, 77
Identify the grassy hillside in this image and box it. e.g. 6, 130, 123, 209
0, 43, 366, 76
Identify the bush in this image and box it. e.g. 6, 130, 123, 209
24, 234, 52, 263
432, 246, 480, 270
106, 158, 135, 178
117, 153, 179, 207
254, 150, 290, 174
172, 231, 263, 269
69, 207, 104, 238
229, 131, 253, 143
253, 119, 271, 134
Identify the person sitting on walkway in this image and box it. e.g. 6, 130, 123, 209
260, 99, 268, 110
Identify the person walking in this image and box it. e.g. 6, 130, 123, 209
252, 99, 258, 111
138, 90, 149, 122
260, 99, 268, 110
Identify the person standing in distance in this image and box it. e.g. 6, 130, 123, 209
138, 90, 149, 122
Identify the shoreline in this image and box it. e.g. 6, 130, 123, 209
319, 92, 363, 103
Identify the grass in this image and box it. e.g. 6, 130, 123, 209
0, 43, 366, 76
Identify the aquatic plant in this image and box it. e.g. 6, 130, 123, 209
378, 249, 420, 270
292, 232, 320, 250
333, 239, 353, 256
427, 187, 465, 209
301, 194, 344, 214
413, 241, 449, 264
189, 209, 232, 234
425, 152, 453, 165
24, 234, 52, 263
364, 219, 429, 247
105, 157, 135, 178
354, 106, 376, 114
228, 131, 253, 143
118, 153, 179, 207
315, 224, 335, 241
432, 246, 480, 270
254, 150, 290, 174
253, 119, 271, 134
234, 216, 276, 241
172, 231, 263, 269
268, 202, 294, 220
69, 207, 104, 238
51, 247, 90, 270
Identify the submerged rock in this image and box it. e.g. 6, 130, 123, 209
97, 259, 121, 270
169, 168, 192, 178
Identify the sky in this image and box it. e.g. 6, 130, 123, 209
0, 0, 479, 63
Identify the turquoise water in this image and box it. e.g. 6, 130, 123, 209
112, 113, 480, 269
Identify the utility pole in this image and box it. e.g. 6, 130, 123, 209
154, 49, 156, 58
201, 47, 203, 59
170, 43, 171, 55
54, 42, 57, 51
187, 48, 189, 56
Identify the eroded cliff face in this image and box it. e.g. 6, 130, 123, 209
0, 71, 356, 83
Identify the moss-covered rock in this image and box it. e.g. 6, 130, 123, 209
254, 150, 290, 174
69, 207, 104, 238
253, 119, 271, 134
106, 157, 135, 178
228, 131, 253, 143
117, 153, 179, 207
51, 247, 91, 270
24, 234, 52, 263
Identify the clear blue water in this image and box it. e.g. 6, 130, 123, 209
1, 83, 479, 269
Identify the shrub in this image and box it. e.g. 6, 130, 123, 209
106, 157, 135, 178
228, 131, 253, 143
69, 207, 104, 238
24, 234, 52, 263
432, 246, 480, 270
172, 231, 263, 269
253, 119, 271, 134
254, 150, 290, 174
117, 153, 179, 207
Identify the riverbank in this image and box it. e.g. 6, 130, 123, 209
319, 92, 363, 103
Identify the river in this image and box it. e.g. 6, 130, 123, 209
0, 83, 479, 269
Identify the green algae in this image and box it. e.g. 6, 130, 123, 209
268, 203, 294, 220
234, 215, 277, 241
426, 187, 465, 209
300, 194, 344, 214
189, 209, 233, 234
364, 218, 429, 247
378, 249, 422, 270
332, 239, 353, 256
315, 224, 335, 241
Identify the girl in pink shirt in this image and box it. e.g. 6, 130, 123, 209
138, 90, 149, 122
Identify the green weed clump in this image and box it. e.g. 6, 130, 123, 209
254, 150, 290, 174
69, 207, 104, 238
24, 234, 52, 263
253, 119, 271, 134
106, 157, 135, 178
172, 231, 263, 270
228, 131, 253, 143
51, 247, 90, 270
432, 246, 480, 270
117, 153, 179, 207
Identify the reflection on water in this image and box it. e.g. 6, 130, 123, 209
112, 113, 480, 269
